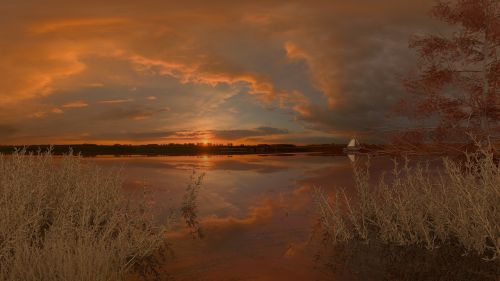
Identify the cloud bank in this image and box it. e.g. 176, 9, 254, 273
0, 0, 438, 144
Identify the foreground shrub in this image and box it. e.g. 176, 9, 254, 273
315, 148, 500, 263
0, 150, 168, 281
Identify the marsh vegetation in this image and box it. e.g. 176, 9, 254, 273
0, 150, 170, 281
314, 145, 500, 280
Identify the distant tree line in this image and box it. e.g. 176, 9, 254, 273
0, 143, 380, 157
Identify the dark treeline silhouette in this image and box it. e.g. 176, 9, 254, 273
0, 143, 382, 157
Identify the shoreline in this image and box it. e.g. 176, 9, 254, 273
0, 144, 362, 157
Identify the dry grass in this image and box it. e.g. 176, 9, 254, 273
0, 149, 169, 281
181, 170, 205, 239
315, 145, 500, 262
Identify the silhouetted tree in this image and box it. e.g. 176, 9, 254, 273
398, 0, 499, 144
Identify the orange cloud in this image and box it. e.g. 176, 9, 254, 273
0, 50, 86, 103
31, 17, 129, 34
51, 108, 64, 114
98, 99, 134, 104
284, 41, 311, 61
62, 101, 88, 108
128, 54, 278, 102
285, 41, 339, 108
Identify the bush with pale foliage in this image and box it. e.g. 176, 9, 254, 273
0, 150, 168, 281
315, 147, 500, 261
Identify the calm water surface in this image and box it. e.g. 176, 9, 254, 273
89, 154, 389, 281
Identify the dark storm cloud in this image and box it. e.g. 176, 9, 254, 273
98, 107, 168, 121
247, 135, 344, 144
280, 3, 438, 134
255, 126, 289, 135
86, 131, 176, 141
212, 127, 288, 140
0, 124, 18, 138
85, 130, 211, 142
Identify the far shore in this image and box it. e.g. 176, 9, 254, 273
0, 143, 382, 157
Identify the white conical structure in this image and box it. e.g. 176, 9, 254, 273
347, 138, 359, 147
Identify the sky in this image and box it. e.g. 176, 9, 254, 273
0, 0, 440, 145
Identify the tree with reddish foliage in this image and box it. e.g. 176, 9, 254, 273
397, 0, 499, 145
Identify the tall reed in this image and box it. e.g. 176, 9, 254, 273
315, 147, 500, 261
0, 150, 168, 281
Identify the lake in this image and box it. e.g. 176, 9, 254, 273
89, 153, 391, 281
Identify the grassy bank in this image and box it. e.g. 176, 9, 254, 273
315, 147, 499, 279
0, 150, 168, 281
